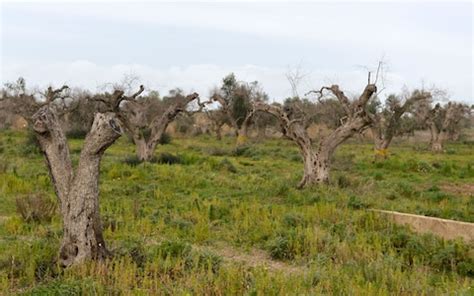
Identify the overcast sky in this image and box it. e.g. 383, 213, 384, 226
1, 1, 472, 103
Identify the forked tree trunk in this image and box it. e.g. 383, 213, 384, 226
254, 83, 376, 188
130, 119, 168, 162
370, 92, 429, 160
431, 133, 444, 152
137, 126, 166, 162
33, 107, 121, 267
133, 136, 150, 161
124, 93, 201, 162
235, 112, 254, 146
133, 134, 155, 162
137, 143, 156, 162
429, 124, 444, 153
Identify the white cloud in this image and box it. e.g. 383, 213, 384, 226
2, 59, 418, 102
1, 2, 472, 102
8, 2, 470, 58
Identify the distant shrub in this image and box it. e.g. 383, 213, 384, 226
211, 158, 237, 173
232, 145, 262, 159
396, 181, 417, 198
0, 158, 9, 173
123, 155, 142, 166
208, 204, 231, 222
153, 240, 192, 260
426, 185, 440, 192
204, 147, 229, 156
445, 148, 456, 155
267, 236, 294, 260
185, 250, 222, 273
347, 195, 369, 210
102, 214, 119, 232
333, 153, 355, 171
404, 159, 433, 173
20, 130, 41, 156
158, 132, 171, 145
152, 152, 182, 165
439, 162, 453, 176
116, 238, 147, 267
23, 279, 106, 295
388, 228, 474, 276
337, 174, 352, 187
459, 163, 474, 178
16, 194, 56, 223
372, 172, 384, 181
423, 191, 452, 203
274, 182, 290, 197
282, 213, 305, 228
169, 218, 194, 230
232, 146, 252, 157
384, 190, 398, 200
66, 128, 88, 139
289, 153, 301, 162
417, 161, 433, 173
462, 140, 474, 145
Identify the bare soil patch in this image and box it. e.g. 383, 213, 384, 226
440, 183, 474, 196
201, 242, 306, 274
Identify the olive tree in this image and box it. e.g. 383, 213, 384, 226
2, 78, 144, 266
370, 89, 431, 159
423, 102, 471, 152
254, 82, 377, 188
106, 88, 206, 161
211, 73, 267, 146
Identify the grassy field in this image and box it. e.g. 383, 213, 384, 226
0, 130, 473, 295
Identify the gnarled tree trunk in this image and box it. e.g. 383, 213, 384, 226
33, 107, 121, 267
121, 93, 202, 162
423, 102, 469, 153
428, 118, 444, 153
370, 91, 429, 160
298, 149, 331, 188
235, 110, 255, 147
132, 135, 151, 161
430, 128, 444, 153
254, 83, 376, 188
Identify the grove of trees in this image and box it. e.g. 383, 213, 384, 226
0, 72, 472, 267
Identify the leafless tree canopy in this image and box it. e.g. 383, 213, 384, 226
255, 81, 377, 188
115, 87, 208, 161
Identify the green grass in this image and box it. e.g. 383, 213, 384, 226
0, 130, 473, 295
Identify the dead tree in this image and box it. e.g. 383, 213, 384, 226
370, 90, 431, 159
424, 102, 470, 152
116, 89, 206, 161
254, 83, 377, 188
3, 79, 144, 267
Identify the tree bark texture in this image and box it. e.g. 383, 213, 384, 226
32, 107, 121, 266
